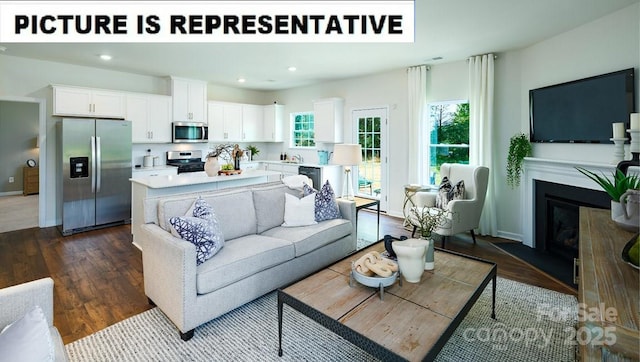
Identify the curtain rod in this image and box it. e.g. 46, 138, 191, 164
467, 54, 498, 61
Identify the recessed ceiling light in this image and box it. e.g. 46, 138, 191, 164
99, 54, 112, 61
237, 78, 246, 83
432, 56, 443, 61
288, 66, 297, 72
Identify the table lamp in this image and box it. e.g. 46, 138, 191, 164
333, 144, 362, 200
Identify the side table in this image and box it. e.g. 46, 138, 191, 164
402, 184, 430, 226
350, 196, 380, 241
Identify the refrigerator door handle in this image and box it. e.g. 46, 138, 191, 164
91, 136, 96, 193
96, 136, 102, 193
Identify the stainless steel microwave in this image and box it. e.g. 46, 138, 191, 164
172, 122, 208, 143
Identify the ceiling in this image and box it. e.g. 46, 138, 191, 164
1, 0, 638, 91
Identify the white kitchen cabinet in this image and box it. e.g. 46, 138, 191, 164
242, 104, 263, 141
263, 104, 284, 142
127, 93, 172, 143
314, 98, 344, 143
208, 101, 242, 141
171, 77, 207, 123
53, 85, 125, 118
264, 163, 299, 178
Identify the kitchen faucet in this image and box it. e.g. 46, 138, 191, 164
295, 154, 304, 163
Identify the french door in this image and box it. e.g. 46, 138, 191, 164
352, 107, 388, 212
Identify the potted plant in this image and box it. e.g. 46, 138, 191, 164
408, 207, 452, 271
246, 145, 260, 161
576, 167, 640, 220
205, 144, 233, 176
506, 133, 532, 188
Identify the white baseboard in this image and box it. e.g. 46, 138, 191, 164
0, 191, 24, 197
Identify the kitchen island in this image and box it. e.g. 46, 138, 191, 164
130, 170, 281, 248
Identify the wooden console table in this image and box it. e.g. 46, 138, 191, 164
578, 207, 638, 361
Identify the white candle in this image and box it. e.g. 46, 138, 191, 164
612, 122, 625, 138
630, 113, 640, 130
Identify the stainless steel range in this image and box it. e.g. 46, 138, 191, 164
166, 150, 205, 174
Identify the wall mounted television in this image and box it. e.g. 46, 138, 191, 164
529, 68, 636, 143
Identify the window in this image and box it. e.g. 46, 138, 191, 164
425, 101, 469, 184
291, 112, 315, 148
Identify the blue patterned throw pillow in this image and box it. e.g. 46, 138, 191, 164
305, 180, 341, 222
170, 197, 224, 265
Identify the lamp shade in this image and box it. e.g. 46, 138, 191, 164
333, 144, 362, 166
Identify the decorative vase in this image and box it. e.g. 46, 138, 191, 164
204, 157, 219, 176
611, 200, 623, 221
423, 237, 434, 270
392, 238, 429, 283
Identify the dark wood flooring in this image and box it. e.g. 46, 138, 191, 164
0, 210, 576, 344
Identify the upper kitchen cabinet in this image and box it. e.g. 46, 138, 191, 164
208, 101, 242, 141
314, 98, 344, 143
242, 104, 263, 141
170, 77, 207, 123
127, 93, 172, 143
53, 85, 125, 118
263, 104, 284, 142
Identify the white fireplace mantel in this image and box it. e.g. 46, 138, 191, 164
521, 157, 633, 247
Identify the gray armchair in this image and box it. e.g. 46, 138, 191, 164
0, 278, 68, 362
409, 163, 489, 248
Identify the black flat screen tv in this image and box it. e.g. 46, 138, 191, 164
529, 68, 636, 143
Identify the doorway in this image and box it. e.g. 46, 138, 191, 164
0, 97, 46, 232
352, 107, 388, 211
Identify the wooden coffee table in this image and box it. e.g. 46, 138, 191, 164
277, 242, 497, 361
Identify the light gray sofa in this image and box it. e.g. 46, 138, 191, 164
139, 181, 356, 340
0, 277, 68, 362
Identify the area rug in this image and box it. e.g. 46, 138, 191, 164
65, 277, 577, 361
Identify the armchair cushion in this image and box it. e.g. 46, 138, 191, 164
435, 177, 465, 210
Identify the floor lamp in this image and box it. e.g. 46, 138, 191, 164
333, 144, 362, 200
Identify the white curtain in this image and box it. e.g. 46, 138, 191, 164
469, 54, 497, 236
407, 65, 427, 184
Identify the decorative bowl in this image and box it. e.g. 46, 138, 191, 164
351, 266, 398, 288
621, 233, 639, 270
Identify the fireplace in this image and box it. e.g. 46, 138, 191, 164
534, 180, 610, 260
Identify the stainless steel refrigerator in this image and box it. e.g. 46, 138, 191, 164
60, 118, 132, 235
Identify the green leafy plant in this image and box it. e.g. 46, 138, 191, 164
506, 133, 532, 188
247, 145, 260, 160
575, 167, 640, 201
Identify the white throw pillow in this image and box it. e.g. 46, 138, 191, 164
282, 193, 317, 227
0, 305, 54, 362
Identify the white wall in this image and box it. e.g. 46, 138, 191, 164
267, 68, 408, 215
0, 2, 637, 235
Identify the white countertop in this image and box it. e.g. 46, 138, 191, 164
261, 160, 340, 168
132, 165, 177, 172
130, 170, 280, 189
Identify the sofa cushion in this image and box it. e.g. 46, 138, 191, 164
252, 184, 301, 233
196, 234, 295, 294
261, 218, 352, 257
204, 191, 258, 240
